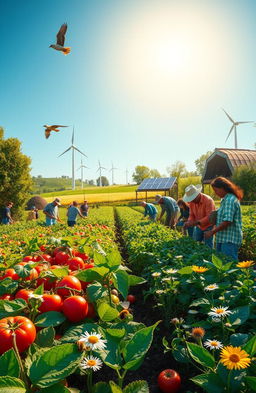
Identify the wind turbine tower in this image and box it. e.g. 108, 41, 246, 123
125, 168, 129, 185
97, 160, 106, 187
77, 158, 89, 189
109, 162, 118, 185
58, 127, 87, 190
222, 109, 254, 149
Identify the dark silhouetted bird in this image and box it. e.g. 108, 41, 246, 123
49, 23, 71, 55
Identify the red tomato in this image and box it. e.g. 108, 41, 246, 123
37, 276, 56, 291
127, 294, 136, 304
157, 369, 181, 393
84, 263, 94, 270
34, 263, 49, 274
56, 275, 82, 297
38, 294, 63, 313
67, 257, 85, 271
62, 296, 88, 322
2, 269, 19, 280
0, 316, 36, 354
41, 254, 53, 263
23, 256, 34, 262
15, 289, 33, 302
0, 294, 14, 300
76, 252, 89, 261
55, 252, 70, 265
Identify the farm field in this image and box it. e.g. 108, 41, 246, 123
0, 206, 255, 393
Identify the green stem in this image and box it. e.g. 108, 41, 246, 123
12, 333, 30, 391
118, 370, 127, 388
87, 369, 93, 393
227, 370, 232, 393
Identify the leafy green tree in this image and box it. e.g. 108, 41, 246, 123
167, 161, 187, 180
232, 164, 256, 201
0, 127, 33, 218
132, 165, 151, 184
149, 169, 161, 178
195, 151, 213, 176
96, 176, 109, 186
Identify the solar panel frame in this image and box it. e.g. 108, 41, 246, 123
137, 177, 177, 191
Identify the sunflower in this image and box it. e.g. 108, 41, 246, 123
236, 261, 254, 268
220, 346, 251, 370
192, 266, 209, 273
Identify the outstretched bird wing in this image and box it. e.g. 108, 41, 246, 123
56, 23, 67, 46
51, 125, 68, 128
45, 130, 51, 139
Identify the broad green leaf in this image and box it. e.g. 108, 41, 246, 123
29, 343, 83, 388
109, 381, 122, 393
123, 380, 149, 393
191, 373, 224, 393
212, 254, 223, 269
0, 278, 18, 295
112, 270, 129, 299
229, 305, 250, 326
128, 275, 146, 286
86, 283, 108, 302
0, 376, 25, 393
38, 383, 71, 393
106, 250, 122, 267
178, 266, 193, 275
93, 382, 111, 393
187, 342, 215, 369
100, 331, 122, 370
245, 376, 256, 391
33, 284, 44, 295
35, 326, 55, 347
123, 321, 160, 370
14, 264, 32, 278
93, 250, 107, 265
97, 303, 119, 322
76, 268, 104, 282
243, 335, 256, 356
190, 298, 210, 307
0, 299, 26, 319
106, 328, 125, 339
60, 323, 101, 343
0, 349, 19, 377
230, 333, 248, 346
35, 311, 66, 327
50, 268, 69, 278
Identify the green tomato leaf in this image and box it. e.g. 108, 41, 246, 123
187, 342, 215, 369
245, 376, 256, 391
109, 381, 122, 393
0, 278, 18, 295
123, 380, 149, 393
38, 383, 71, 393
0, 349, 19, 378
229, 305, 250, 326
60, 323, 101, 343
0, 299, 27, 319
112, 270, 129, 299
97, 303, 119, 322
243, 335, 256, 356
28, 343, 83, 388
0, 376, 26, 393
86, 283, 108, 302
35, 311, 66, 327
178, 266, 193, 275
93, 382, 111, 393
191, 373, 224, 393
128, 275, 146, 286
35, 326, 55, 347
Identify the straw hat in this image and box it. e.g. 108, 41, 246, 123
183, 184, 202, 203
53, 198, 61, 206
155, 194, 163, 203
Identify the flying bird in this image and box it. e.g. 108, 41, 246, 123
49, 23, 71, 55
44, 125, 68, 139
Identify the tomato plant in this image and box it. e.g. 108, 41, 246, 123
56, 275, 82, 297
55, 251, 70, 265
15, 289, 33, 302
38, 294, 63, 313
157, 369, 181, 393
62, 296, 88, 322
0, 316, 36, 354
67, 257, 85, 271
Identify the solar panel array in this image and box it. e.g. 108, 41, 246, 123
137, 177, 177, 191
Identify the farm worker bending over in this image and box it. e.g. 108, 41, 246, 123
43, 198, 61, 226
155, 195, 179, 229
204, 177, 243, 261
183, 184, 215, 248
67, 201, 84, 227
1, 202, 14, 225
80, 200, 89, 217
140, 201, 158, 221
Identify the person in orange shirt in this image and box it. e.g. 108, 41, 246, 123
183, 184, 215, 248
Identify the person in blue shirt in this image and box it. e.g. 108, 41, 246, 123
43, 198, 61, 226
155, 195, 179, 229
67, 201, 84, 227
1, 202, 13, 224
140, 201, 158, 221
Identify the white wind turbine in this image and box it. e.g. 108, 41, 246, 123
125, 168, 129, 185
58, 127, 87, 190
96, 160, 106, 187
222, 109, 254, 149
77, 158, 89, 189
109, 162, 118, 185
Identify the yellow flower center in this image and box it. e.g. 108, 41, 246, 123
211, 341, 218, 347
215, 309, 224, 314
88, 336, 99, 344
229, 354, 240, 363
87, 360, 96, 367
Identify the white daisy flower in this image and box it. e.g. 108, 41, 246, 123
155, 289, 164, 295
204, 339, 223, 350
188, 309, 198, 314
164, 268, 178, 274
162, 277, 171, 282
80, 356, 102, 371
175, 255, 183, 259
28, 294, 44, 301
205, 284, 219, 291
208, 306, 232, 319
79, 331, 106, 350
152, 272, 161, 277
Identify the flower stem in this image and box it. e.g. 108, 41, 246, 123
12, 333, 30, 390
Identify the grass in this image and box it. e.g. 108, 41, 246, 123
41, 184, 137, 197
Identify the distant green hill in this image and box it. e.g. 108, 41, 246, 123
31, 177, 93, 194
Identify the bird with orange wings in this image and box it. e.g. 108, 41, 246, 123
44, 125, 68, 139
49, 23, 71, 55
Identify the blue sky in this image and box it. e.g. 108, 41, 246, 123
1, 0, 256, 185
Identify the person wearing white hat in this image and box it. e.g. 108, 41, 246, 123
155, 195, 179, 228
43, 198, 61, 226
183, 184, 215, 248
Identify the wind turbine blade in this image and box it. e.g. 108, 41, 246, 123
222, 108, 235, 123
225, 124, 235, 142
236, 121, 254, 124
58, 146, 71, 157
77, 166, 82, 171
73, 146, 87, 157
101, 167, 106, 170
72, 127, 74, 144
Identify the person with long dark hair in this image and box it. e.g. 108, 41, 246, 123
204, 177, 243, 260
176, 199, 194, 237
